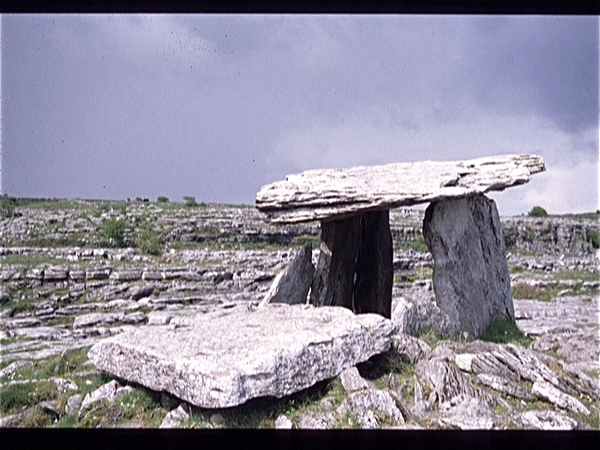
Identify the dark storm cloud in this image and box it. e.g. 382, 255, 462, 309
1, 14, 597, 213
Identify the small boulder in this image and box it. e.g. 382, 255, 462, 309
392, 333, 432, 364
275, 415, 293, 429
336, 389, 405, 429
339, 367, 369, 393
159, 404, 190, 429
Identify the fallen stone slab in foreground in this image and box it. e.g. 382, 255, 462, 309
88, 303, 394, 408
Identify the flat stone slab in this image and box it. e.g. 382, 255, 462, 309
88, 303, 394, 408
256, 154, 545, 223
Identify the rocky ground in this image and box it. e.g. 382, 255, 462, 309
0, 198, 598, 429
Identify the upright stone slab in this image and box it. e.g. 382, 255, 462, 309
310, 216, 361, 311
353, 210, 393, 318
309, 210, 393, 318
423, 194, 514, 338
260, 244, 315, 306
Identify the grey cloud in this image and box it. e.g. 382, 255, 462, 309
1, 14, 597, 212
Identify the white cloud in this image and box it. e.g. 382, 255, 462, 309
271, 105, 598, 215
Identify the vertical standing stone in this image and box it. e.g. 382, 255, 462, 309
259, 244, 315, 307
310, 216, 360, 310
310, 211, 393, 318
423, 194, 514, 338
354, 210, 393, 318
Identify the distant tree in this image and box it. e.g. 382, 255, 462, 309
157, 196, 169, 203
183, 196, 198, 207
528, 206, 548, 217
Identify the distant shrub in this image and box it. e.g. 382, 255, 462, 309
528, 206, 548, 217
157, 196, 169, 203
589, 228, 600, 249
136, 229, 163, 256
0, 195, 16, 218
183, 196, 198, 207
103, 218, 126, 247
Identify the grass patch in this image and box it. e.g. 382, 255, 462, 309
409, 234, 429, 253
509, 265, 526, 274
117, 387, 168, 427
4, 347, 91, 382
181, 377, 346, 429
512, 282, 553, 302
481, 318, 532, 347
135, 229, 163, 256
0, 380, 57, 415
555, 270, 600, 283
0, 254, 69, 268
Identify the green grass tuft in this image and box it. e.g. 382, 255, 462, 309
0, 380, 58, 415
481, 318, 532, 347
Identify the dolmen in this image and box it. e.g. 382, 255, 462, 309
256, 154, 545, 338
89, 154, 544, 410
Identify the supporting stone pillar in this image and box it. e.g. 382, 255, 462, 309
422, 194, 514, 338
310, 210, 393, 318
354, 210, 393, 318
310, 215, 360, 311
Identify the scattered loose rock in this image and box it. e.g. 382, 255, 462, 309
337, 388, 405, 429
159, 404, 190, 429
275, 414, 293, 429
339, 367, 370, 393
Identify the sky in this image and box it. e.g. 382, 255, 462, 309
1, 14, 598, 216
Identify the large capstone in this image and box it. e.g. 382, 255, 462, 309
423, 194, 514, 338
88, 303, 394, 408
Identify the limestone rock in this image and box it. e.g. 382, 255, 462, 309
65, 394, 83, 415
391, 333, 432, 364
0, 360, 33, 377
415, 358, 489, 404
78, 380, 133, 420
309, 215, 360, 312
110, 270, 142, 281
532, 381, 590, 415
475, 373, 534, 400
530, 329, 600, 373
296, 411, 337, 429
259, 244, 314, 307
39, 400, 61, 418
516, 410, 581, 430
73, 312, 124, 329
275, 414, 293, 429
256, 154, 545, 223
339, 366, 370, 393
336, 389, 405, 429
160, 404, 190, 429
88, 304, 394, 408
129, 285, 155, 301
392, 296, 459, 338
53, 377, 78, 393
423, 194, 514, 338
438, 394, 496, 430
